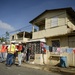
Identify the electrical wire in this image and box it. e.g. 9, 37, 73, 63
0, 25, 32, 37
0, 10, 75, 37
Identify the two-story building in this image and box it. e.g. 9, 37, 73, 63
10, 31, 32, 43
29, 7, 75, 65
10, 7, 75, 65
30, 7, 75, 48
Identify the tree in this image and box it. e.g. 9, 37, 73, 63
5, 31, 9, 43
0, 37, 6, 42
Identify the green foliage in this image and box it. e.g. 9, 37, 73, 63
0, 37, 6, 42
6, 31, 9, 39
5, 31, 9, 43
0, 31, 10, 43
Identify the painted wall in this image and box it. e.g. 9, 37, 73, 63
45, 10, 66, 29
32, 10, 73, 39
10, 32, 30, 43
46, 36, 68, 48
66, 14, 75, 30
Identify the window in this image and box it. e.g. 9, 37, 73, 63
12, 36, 14, 40
51, 17, 58, 27
52, 40, 60, 47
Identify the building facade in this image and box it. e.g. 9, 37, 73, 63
30, 7, 75, 48
10, 31, 32, 43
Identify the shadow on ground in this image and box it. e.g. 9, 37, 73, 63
48, 68, 75, 75
55, 71, 75, 75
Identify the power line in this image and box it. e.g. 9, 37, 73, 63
0, 10, 75, 37
9, 25, 32, 33
0, 25, 32, 37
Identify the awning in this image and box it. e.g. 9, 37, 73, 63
27, 38, 46, 43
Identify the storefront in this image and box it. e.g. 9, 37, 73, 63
26, 38, 50, 64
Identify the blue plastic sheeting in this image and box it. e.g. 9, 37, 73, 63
45, 45, 49, 50
45, 45, 52, 51
60, 56, 68, 68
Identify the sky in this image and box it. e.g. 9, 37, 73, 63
0, 0, 75, 37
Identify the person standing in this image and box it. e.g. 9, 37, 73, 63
26, 47, 30, 63
0, 42, 7, 62
21, 45, 26, 62
17, 42, 23, 67
6, 41, 16, 67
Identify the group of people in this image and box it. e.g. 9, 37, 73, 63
0, 41, 30, 67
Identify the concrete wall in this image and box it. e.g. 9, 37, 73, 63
68, 52, 75, 67
34, 51, 75, 66
10, 32, 30, 43
49, 52, 72, 66
32, 25, 71, 39
46, 36, 69, 48
45, 10, 66, 29
66, 14, 75, 30
34, 50, 50, 65
32, 10, 74, 39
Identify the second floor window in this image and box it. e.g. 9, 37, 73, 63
12, 36, 14, 40
51, 17, 58, 27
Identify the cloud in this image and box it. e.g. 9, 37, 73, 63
0, 20, 15, 31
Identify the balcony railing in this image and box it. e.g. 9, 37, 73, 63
32, 25, 72, 39
11, 37, 30, 43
